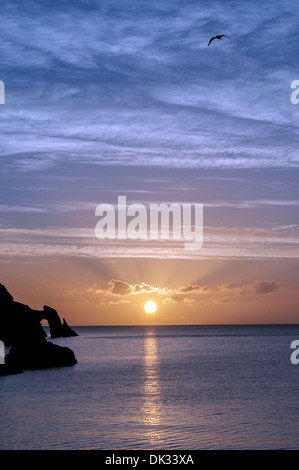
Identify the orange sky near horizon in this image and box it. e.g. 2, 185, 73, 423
2, 255, 299, 326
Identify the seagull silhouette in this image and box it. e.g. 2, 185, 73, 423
208, 34, 230, 46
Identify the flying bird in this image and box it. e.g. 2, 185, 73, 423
208, 34, 230, 46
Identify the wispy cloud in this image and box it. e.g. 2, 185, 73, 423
0, 224, 298, 260
1, 0, 299, 172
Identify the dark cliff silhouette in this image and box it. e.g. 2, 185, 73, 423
0, 284, 78, 376
42, 305, 78, 338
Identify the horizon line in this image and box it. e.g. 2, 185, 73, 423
46, 323, 299, 328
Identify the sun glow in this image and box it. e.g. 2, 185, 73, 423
144, 300, 157, 314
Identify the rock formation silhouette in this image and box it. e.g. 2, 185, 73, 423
42, 306, 78, 338
0, 283, 78, 376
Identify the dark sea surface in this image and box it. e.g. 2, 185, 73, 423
1, 324, 299, 450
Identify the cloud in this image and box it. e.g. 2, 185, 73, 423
107, 279, 132, 296
86, 278, 280, 308
131, 283, 159, 294
94, 279, 161, 296
88, 279, 173, 299
254, 280, 279, 294
178, 284, 212, 294
163, 297, 177, 304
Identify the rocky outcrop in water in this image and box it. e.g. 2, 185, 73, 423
42, 306, 78, 338
0, 283, 78, 376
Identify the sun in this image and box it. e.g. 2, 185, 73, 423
144, 300, 157, 314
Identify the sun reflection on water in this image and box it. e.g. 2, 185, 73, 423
142, 330, 164, 445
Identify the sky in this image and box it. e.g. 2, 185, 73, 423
1, 0, 299, 325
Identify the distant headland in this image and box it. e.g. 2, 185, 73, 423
0, 283, 78, 376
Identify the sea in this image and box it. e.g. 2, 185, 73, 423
0, 324, 299, 450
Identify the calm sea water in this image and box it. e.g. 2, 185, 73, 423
0, 324, 299, 450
